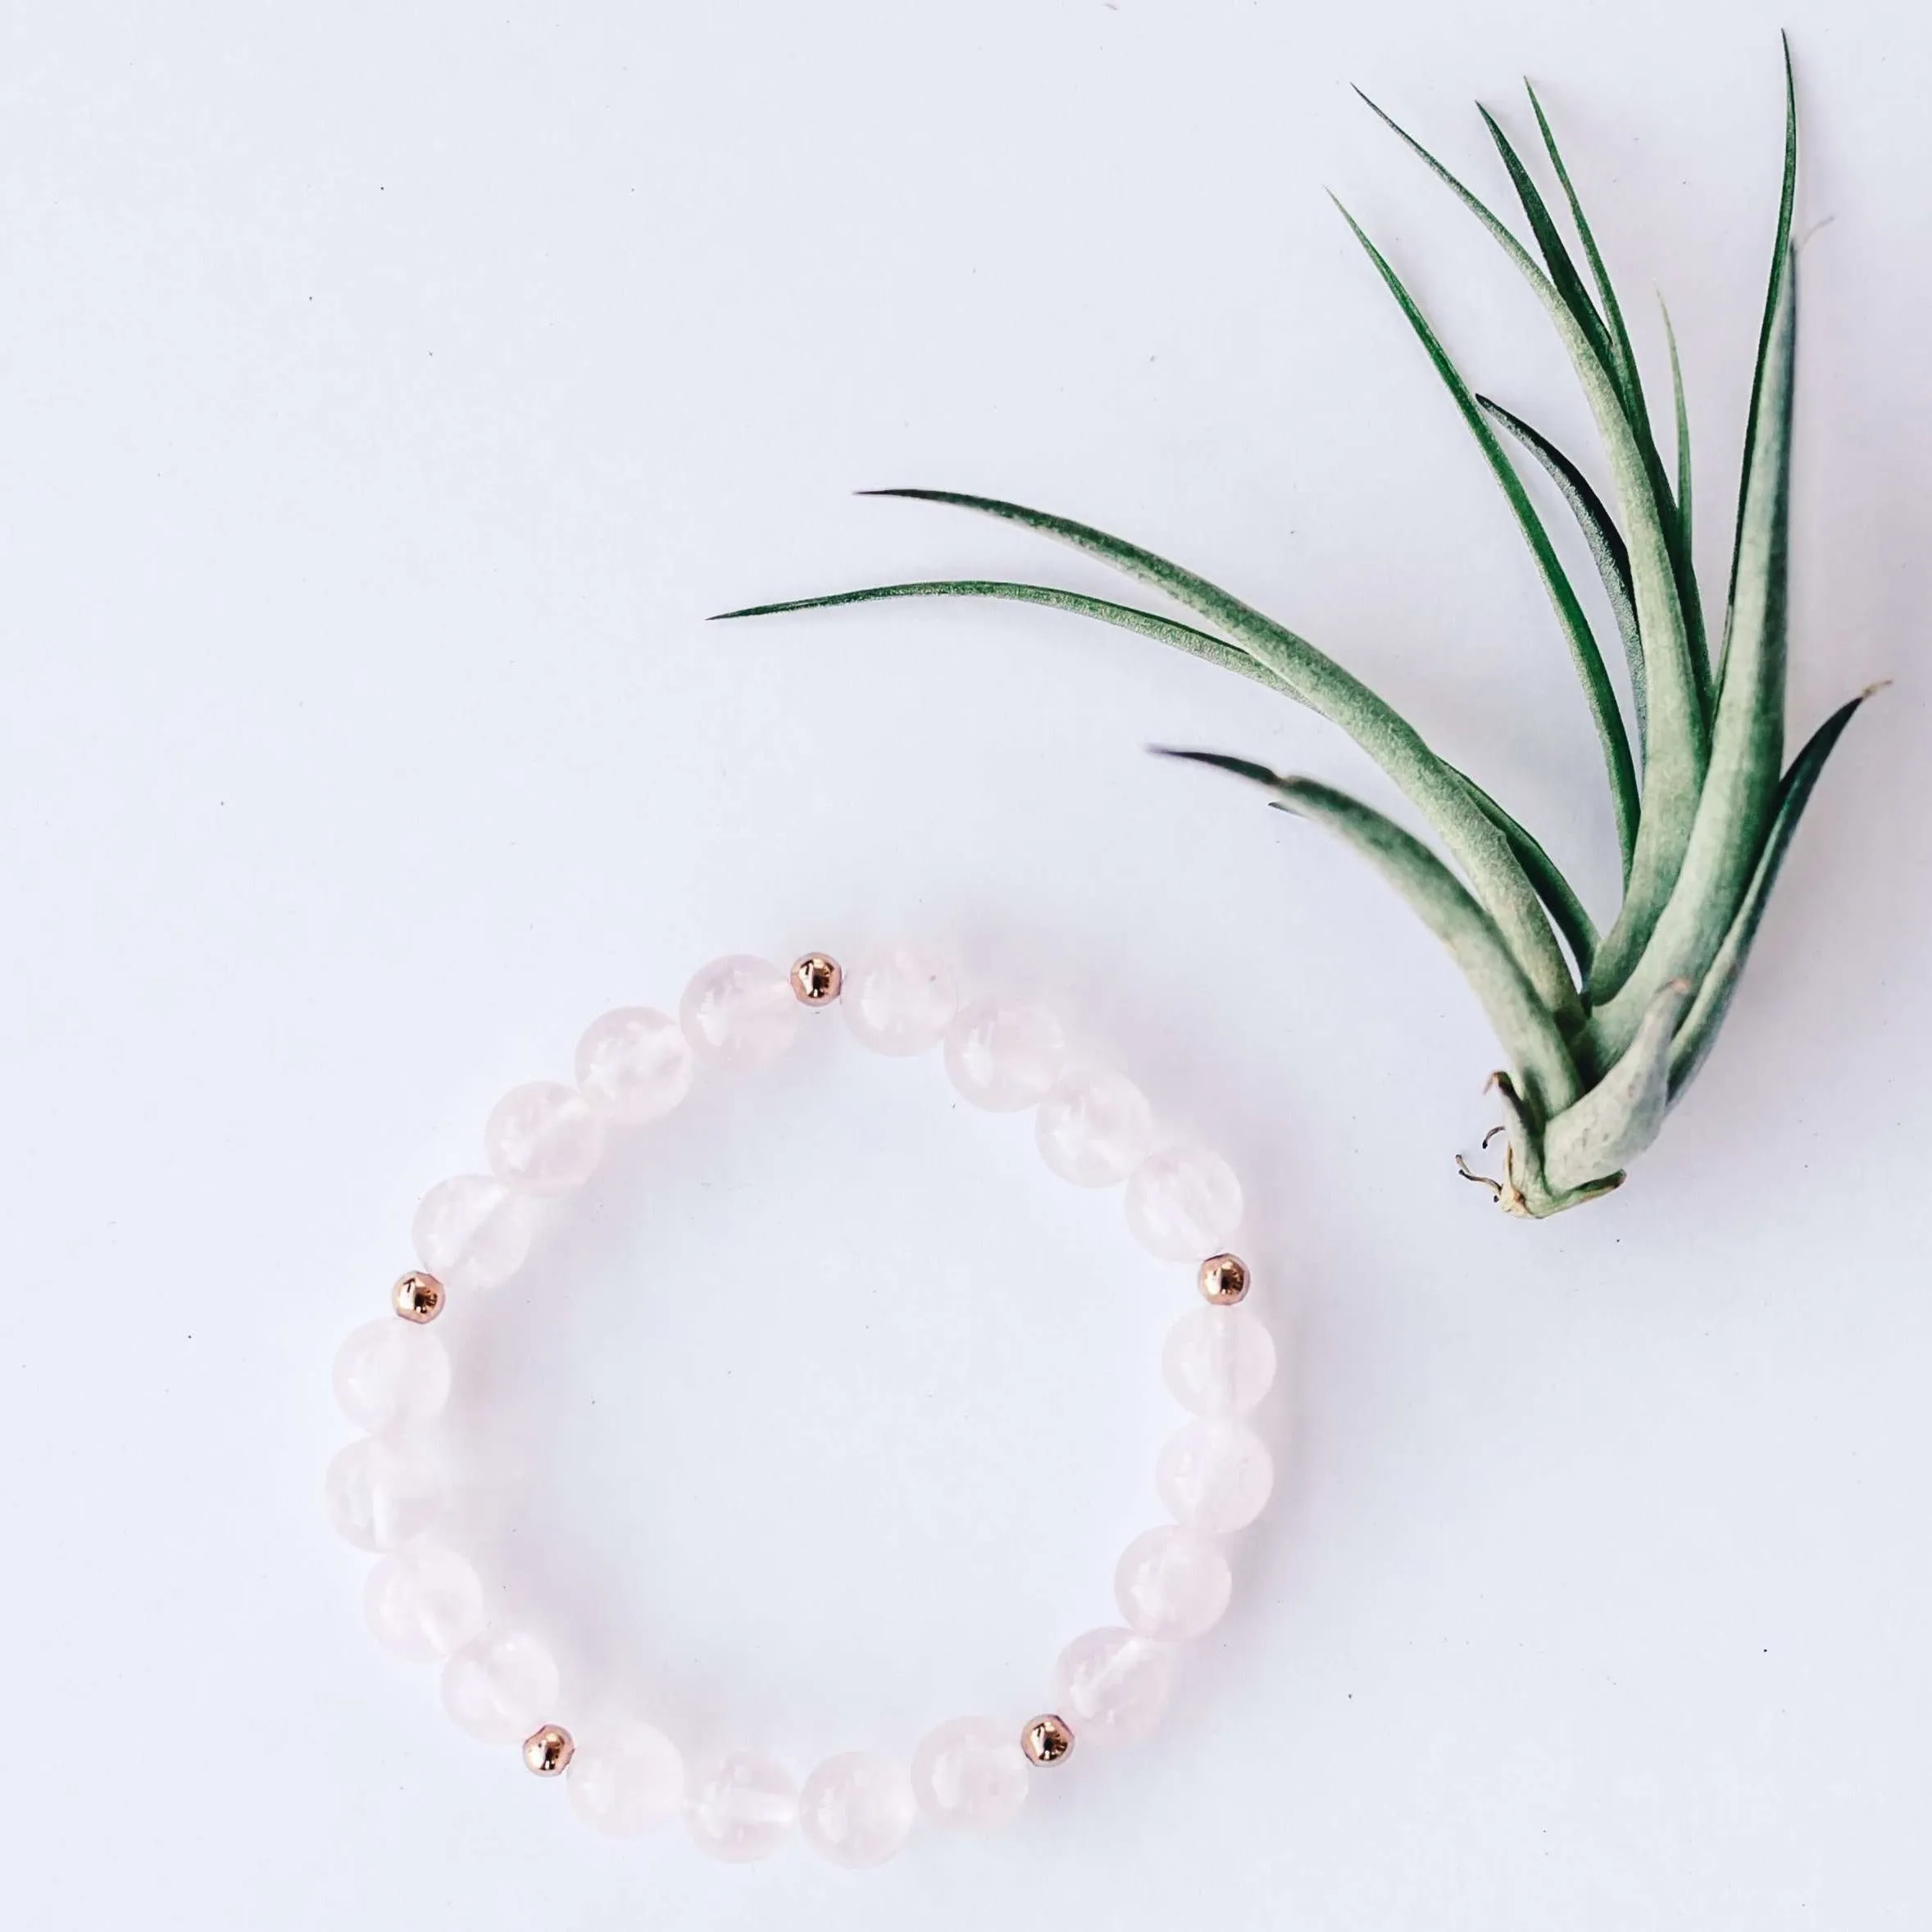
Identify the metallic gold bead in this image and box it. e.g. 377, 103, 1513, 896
1021, 1713, 1075, 1766
790, 952, 843, 1005
1198, 1252, 1250, 1306
522, 1725, 575, 1776
392, 1271, 445, 1323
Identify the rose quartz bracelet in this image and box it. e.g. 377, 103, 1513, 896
325, 944, 1277, 1867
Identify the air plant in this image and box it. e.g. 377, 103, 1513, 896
720, 41, 1874, 1218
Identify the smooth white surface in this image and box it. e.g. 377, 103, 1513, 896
1, 0, 1928, 1926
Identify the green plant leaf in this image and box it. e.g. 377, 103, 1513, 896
1721, 31, 1800, 684
1589, 247, 1798, 1064
1334, 202, 1639, 874
1521, 84, 1648, 435
1448, 763, 1599, 984
711, 579, 1287, 690
1662, 298, 1694, 580
1669, 689, 1874, 1100
1355, 91, 1707, 1005
1478, 106, 1617, 393
815, 487, 1585, 1027
1477, 396, 1646, 761
1157, 750, 1582, 1116
1525, 84, 1713, 729
1541, 977, 1690, 1192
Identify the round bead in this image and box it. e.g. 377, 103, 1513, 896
440, 1631, 561, 1744
411, 1174, 540, 1293
484, 1081, 605, 1195
943, 998, 1066, 1111
574, 1007, 693, 1125
567, 1723, 685, 1837
323, 1435, 444, 1552
363, 1543, 486, 1662
1198, 1252, 1251, 1306
798, 1751, 916, 1869
1114, 1525, 1232, 1641
684, 1749, 798, 1862
392, 1271, 444, 1322
331, 1319, 451, 1434
1053, 1627, 1175, 1745
680, 956, 802, 1072
841, 942, 957, 1055
790, 952, 843, 1004
1161, 1305, 1277, 1418
524, 1725, 575, 1775
1035, 1070, 1157, 1187
1125, 1143, 1244, 1260
1020, 1714, 1075, 1766
909, 1716, 1029, 1831
1157, 1420, 1274, 1532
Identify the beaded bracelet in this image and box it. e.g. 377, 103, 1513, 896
325, 944, 1278, 1866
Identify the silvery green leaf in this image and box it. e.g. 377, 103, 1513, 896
1542, 977, 1691, 1193
1157, 750, 1582, 1119
1356, 92, 1707, 1002
1589, 246, 1797, 1066
1669, 689, 1875, 1101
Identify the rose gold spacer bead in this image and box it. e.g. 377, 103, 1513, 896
1198, 1253, 1250, 1307
1021, 1713, 1075, 1766
790, 952, 843, 1006
522, 1725, 575, 1776
393, 1271, 445, 1323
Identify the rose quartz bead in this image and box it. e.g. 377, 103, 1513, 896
944, 998, 1066, 1111
1035, 1070, 1156, 1186
798, 1751, 916, 1868
1161, 1306, 1277, 1418
364, 1543, 486, 1662
440, 1631, 561, 1743
574, 1007, 693, 1124
324, 1435, 445, 1552
331, 1319, 450, 1434
567, 1723, 685, 1837
411, 1173, 539, 1293
684, 1749, 798, 1862
1157, 1420, 1274, 1533
842, 943, 957, 1055
1115, 1525, 1232, 1640
1125, 1143, 1244, 1260
909, 1717, 1029, 1830
1053, 1627, 1175, 1745
680, 956, 801, 1072
484, 1080, 605, 1195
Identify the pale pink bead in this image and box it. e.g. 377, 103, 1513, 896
1035, 1070, 1156, 1186
909, 1717, 1029, 1830
842, 943, 957, 1055
364, 1543, 486, 1662
1161, 1306, 1277, 1418
1157, 1420, 1274, 1533
1053, 1627, 1175, 1745
1125, 1143, 1244, 1260
411, 1173, 539, 1293
323, 1435, 444, 1552
567, 1723, 685, 1837
440, 1631, 561, 1743
944, 998, 1066, 1111
574, 1007, 693, 1124
798, 1751, 916, 1868
484, 1080, 605, 1195
680, 956, 800, 1072
1115, 1525, 1232, 1640
331, 1319, 451, 1434
684, 1749, 798, 1862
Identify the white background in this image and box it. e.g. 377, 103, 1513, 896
2, 1, 1927, 1926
